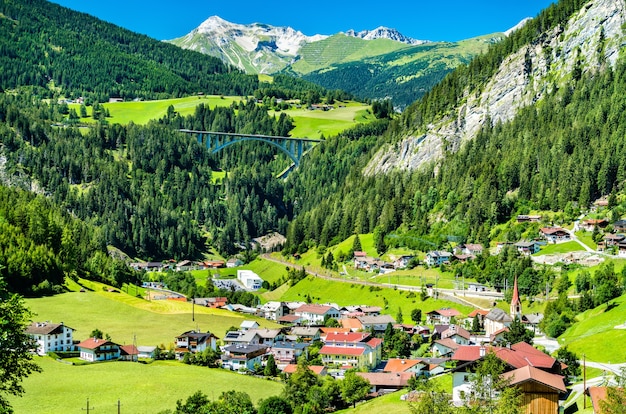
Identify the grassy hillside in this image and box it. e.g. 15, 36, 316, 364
9, 357, 283, 414
291, 35, 410, 74
560, 293, 626, 363
25, 279, 280, 347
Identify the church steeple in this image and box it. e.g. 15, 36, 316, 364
510, 275, 522, 319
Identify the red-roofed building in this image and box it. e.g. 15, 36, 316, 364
502, 365, 566, 414
120, 344, 139, 362
282, 364, 327, 376
427, 308, 462, 325
340, 317, 364, 331
319, 333, 382, 369
451, 343, 564, 407
585, 386, 612, 414
294, 304, 340, 325
77, 338, 121, 362
383, 358, 423, 374
540, 227, 570, 243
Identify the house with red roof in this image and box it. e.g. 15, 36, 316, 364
77, 338, 121, 362
426, 308, 462, 325
294, 304, 340, 325
540, 227, 571, 243
282, 364, 327, 376
119, 344, 139, 362
319, 332, 383, 370
450, 342, 565, 411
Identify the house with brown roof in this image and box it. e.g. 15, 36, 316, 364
25, 321, 75, 356
502, 365, 566, 414
221, 344, 268, 372
582, 219, 608, 232
356, 372, 414, 394
431, 338, 462, 358
484, 308, 513, 337
77, 338, 121, 362
540, 227, 571, 243
356, 314, 397, 333
441, 325, 471, 345
174, 330, 218, 360
119, 344, 139, 362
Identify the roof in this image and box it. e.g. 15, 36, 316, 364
540, 227, 568, 235
356, 372, 413, 387
223, 344, 268, 355
320, 327, 351, 335
176, 331, 218, 341
433, 338, 462, 352
295, 304, 336, 315
25, 322, 72, 335
250, 328, 282, 339
366, 337, 383, 348
468, 309, 490, 317
485, 308, 512, 323
325, 332, 370, 343
291, 327, 320, 337
119, 344, 139, 356
586, 387, 609, 414
278, 314, 301, 323
353, 251, 367, 257
428, 308, 461, 317
319, 346, 366, 356
452, 343, 558, 370
356, 314, 396, 326
340, 318, 364, 331
442, 325, 470, 340
384, 358, 423, 373
282, 364, 326, 375
77, 338, 118, 350
271, 341, 309, 351
502, 365, 566, 393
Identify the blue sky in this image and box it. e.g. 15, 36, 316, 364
51, 1, 555, 42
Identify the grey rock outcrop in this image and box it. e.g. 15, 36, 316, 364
364, 0, 626, 176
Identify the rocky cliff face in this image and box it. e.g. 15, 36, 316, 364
364, 0, 626, 176
344, 27, 427, 45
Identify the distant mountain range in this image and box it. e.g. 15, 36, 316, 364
167, 17, 516, 107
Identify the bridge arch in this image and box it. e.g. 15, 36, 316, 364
179, 129, 322, 170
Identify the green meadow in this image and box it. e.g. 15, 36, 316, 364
71, 95, 241, 125
25, 280, 280, 347
70, 96, 374, 139
559, 293, 626, 362
9, 357, 283, 414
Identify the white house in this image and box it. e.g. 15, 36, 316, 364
425, 251, 453, 266
77, 338, 120, 362
237, 270, 263, 290
25, 321, 75, 356
221, 344, 268, 371
294, 304, 340, 325
174, 330, 218, 359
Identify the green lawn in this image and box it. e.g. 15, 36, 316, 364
559, 293, 626, 362
271, 103, 374, 138
70, 95, 240, 125
25, 288, 279, 348
9, 357, 283, 414
535, 241, 585, 256
575, 230, 597, 250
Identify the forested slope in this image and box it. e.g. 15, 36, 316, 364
283, 0, 626, 252
0, 0, 258, 101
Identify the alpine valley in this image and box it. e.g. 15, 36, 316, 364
2, 0, 626, 413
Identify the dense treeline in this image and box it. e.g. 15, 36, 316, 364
1, 92, 297, 260
0, 0, 258, 101
0, 185, 135, 296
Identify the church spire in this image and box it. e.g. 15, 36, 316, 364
510, 275, 522, 319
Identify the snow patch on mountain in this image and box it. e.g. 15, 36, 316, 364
344, 26, 427, 45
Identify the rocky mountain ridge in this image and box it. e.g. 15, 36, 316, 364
364, 0, 626, 176
343, 27, 426, 45
168, 16, 429, 73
